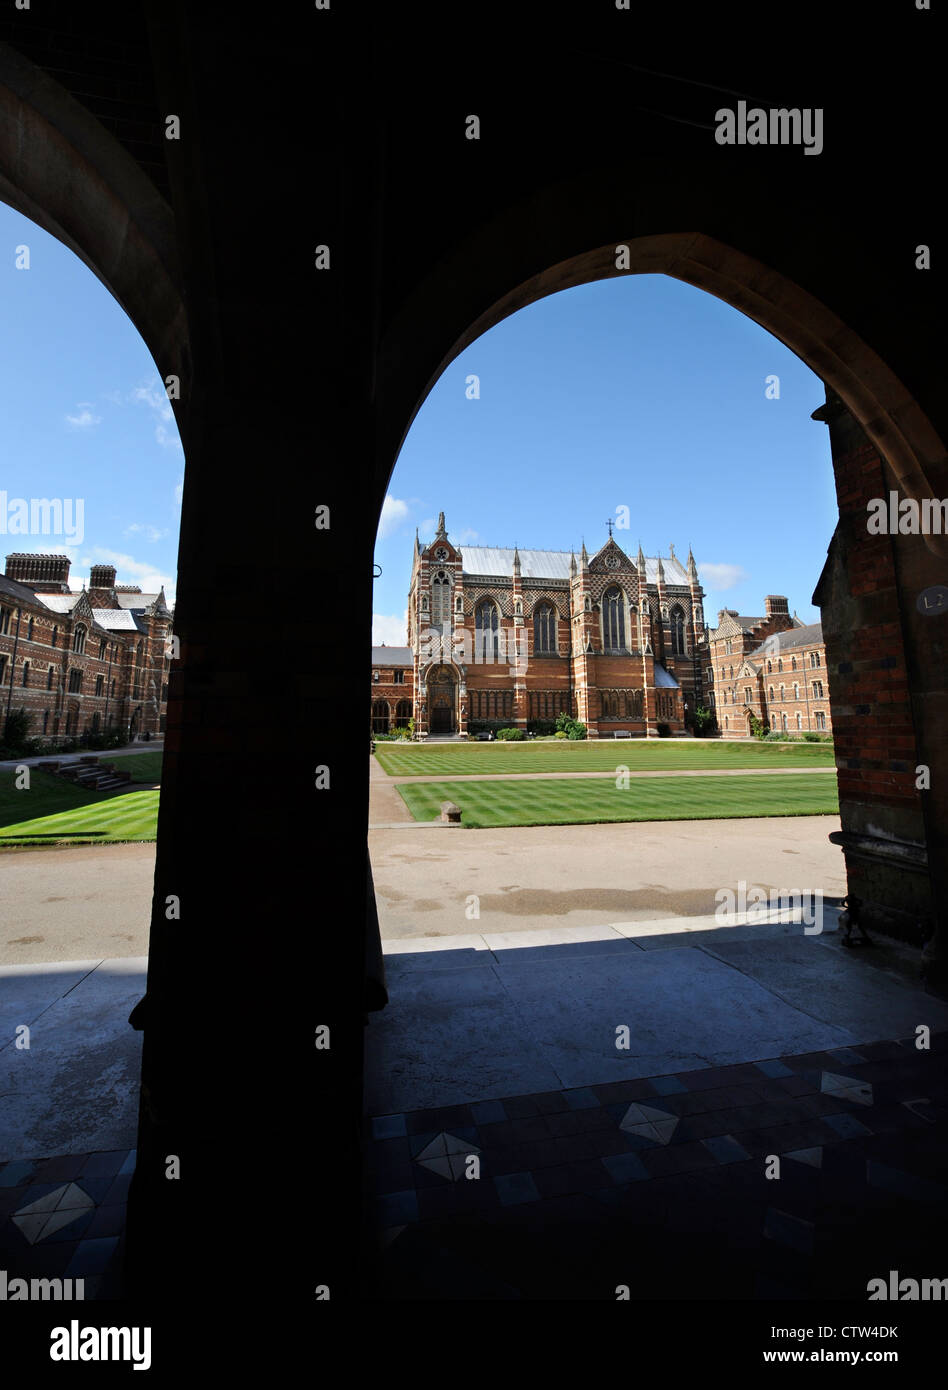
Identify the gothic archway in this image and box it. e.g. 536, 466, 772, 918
426, 663, 458, 734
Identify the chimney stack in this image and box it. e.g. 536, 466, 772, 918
89, 564, 117, 590
765, 595, 789, 617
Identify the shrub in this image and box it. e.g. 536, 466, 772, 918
748, 714, 768, 740
802, 730, 832, 742
1, 707, 32, 752
656, 722, 670, 738
554, 730, 568, 739
496, 727, 525, 740
566, 722, 587, 740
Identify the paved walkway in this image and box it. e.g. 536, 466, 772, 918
369, 814, 846, 935
0, 742, 163, 772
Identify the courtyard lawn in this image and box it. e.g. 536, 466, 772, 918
375, 738, 835, 777
110, 751, 163, 782
0, 767, 110, 829
396, 772, 838, 828
0, 786, 158, 845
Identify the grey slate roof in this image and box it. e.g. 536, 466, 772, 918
0, 573, 42, 604
115, 592, 160, 609
33, 593, 79, 612
94, 609, 139, 630
461, 546, 691, 584
371, 645, 412, 665
747, 621, 823, 656
653, 662, 680, 689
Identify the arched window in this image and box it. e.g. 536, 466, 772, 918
475, 600, 499, 659
371, 699, 390, 734
782, 713, 788, 731
791, 656, 797, 670
796, 712, 802, 730
394, 699, 412, 727
21, 661, 30, 687
47, 666, 54, 690
533, 603, 556, 654
769, 686, 774, 699
793, 683, 799, 699
73, 624, 87, 654
670, 605, 686, 656
602, 588, 626, 652
27, 617, 34, 641
771, 714, 776, 729
767, 660, 772, 673
777, 659, 783, 672
430, 571, 452, 632
779, 684, 785, 701
51, 625, 58, 648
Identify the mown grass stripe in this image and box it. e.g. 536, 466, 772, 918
396, 773, 838, 828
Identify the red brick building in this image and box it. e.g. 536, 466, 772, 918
708, 598, 832, 738
397, 513, 708, 737
0, 553, 172, 743
370, 645, 414, 733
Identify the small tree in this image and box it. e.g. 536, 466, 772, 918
691, 705, 716, 737
748, 714, 767, 740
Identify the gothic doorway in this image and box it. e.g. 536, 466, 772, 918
427, 665, 457, 733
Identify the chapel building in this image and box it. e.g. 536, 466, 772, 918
389, 513, 708, 738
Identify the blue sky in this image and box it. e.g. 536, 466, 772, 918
373, 273, 838, 644
1, 203, 182, 603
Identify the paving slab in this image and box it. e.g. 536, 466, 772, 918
699, 936, 948, 1041
0, 958, 145, 1162
365, 932, 860, 1113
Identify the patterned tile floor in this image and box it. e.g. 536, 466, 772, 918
362, 1034, 948, 1299
0, 1148, 132, 1299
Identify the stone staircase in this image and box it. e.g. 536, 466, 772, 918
37, 756, 133, 793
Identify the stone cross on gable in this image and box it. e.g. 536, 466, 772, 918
605, 518, 615, 537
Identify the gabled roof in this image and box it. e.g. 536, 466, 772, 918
371, 645, 412, 665
33, 593, 80, 613
463, 547, 574, 580
653, 662, 680, 689
748, 621, 823, 656
462, 545, 692, 584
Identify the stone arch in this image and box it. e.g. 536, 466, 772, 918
381, 229, 945, 563
0, 41, 188, 405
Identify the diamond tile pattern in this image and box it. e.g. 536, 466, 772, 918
363, 1031, 948, 1300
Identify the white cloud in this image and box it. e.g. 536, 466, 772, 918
698, 562, 748, 592
173, 476, 184, 507
456, 527, 479, 545
65, 403, 101, 429
419, 517, 436, 536
125, 523, 169, 543
377, 494, 410, 540
130, 380, 182, 450
373, 611, 408, 645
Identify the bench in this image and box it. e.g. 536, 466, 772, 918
613, 730, 631, 739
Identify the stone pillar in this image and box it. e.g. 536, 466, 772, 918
813, 389, 945, 965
